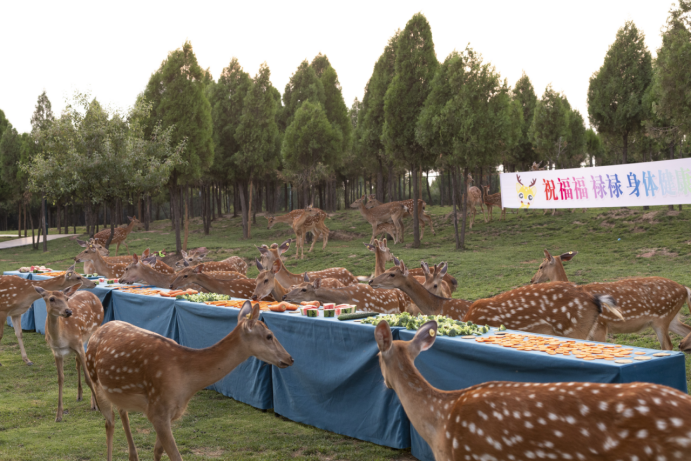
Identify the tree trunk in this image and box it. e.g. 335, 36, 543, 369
425, 169, 432, 205
239, 181, 249, 239
105, 204, 116, 249
183, 189, 189, 251
42, 197, 48, 252
284, 183, 289, 212
412, 164, 420, 248
459, 167, 469, 250
30, 208, 37, 249
233, 182, 239, 218
376, 160, 384, 202
248, 180, 254, 238
451, 168, 460, 250
170, 178, 182, 254
17, 202, 21, 237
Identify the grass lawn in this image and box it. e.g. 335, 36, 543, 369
1, 204, 690, 460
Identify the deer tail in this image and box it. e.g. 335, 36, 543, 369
593, 294, 623, 320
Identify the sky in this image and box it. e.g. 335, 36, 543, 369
0, 0, 673, 134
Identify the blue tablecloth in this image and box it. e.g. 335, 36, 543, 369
262, 311, 411, 449
3, 271, 35, 331
175, 300, 274, 409
108, 289, 178, 341
398, 329, 689, 461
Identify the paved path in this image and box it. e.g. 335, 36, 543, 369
0, 234, 78, 250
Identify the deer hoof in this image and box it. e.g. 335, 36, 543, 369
55, 415, 63, 423
25, 360, 34, 366
77, 396, 83, 402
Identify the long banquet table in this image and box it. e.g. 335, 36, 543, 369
3, 270, 688, 460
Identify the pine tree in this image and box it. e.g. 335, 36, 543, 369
282, 60, 325, 128
510, 73, 538, 169
530, 85, 570, 169
382, 13, 438, 248
587, 21, 652, 163
0, 109, 9, 141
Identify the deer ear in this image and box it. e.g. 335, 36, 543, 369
421, 261, 430, 275
239, 301, 260, 330
194, 264, 204, 274
271, 260, 281, 274
63, 284, 81, 298
381, 238, 387, 248
181, 250, 188, 258
142, 248, 150, 257
543, 250, 554, 263
559, 251, 578, 262
313, 278, 320, 289
279, 239, 291, 255
439, 262, 448, 276
257, 246, 269, 255
393, 256, 400, 266
375, 320, 393, 353
399, 260, 408, 277
77, 239, 87, 247
303, 272, 310, 282
409, 321, 438, 357
256, 259, 264, 271
133, 253, 139, 263
34, 286, 47, 296
67, 263, 76, 272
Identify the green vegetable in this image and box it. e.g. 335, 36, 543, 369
178, 293, 231, 303
338, 312, 380, 321
499, 325, 507, 331
361, 313, 493, 337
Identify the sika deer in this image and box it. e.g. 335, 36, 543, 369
92, 215, 142, 255
257, 239, 359, 287
75, 242, 129, 278
292, 206, 330, 260
175, 250, 248, 275
374, 319, 691, 461
371, 260, 623, 339
76, 239, 135, 275
284, 277, 410, 314
481, 185, 505, 221
363, 195, 434, 242
420, 261, 453, 298
169, 264, 267, 300
252, 260, 343, 302
531, 249, 691, 349
86, 301, 293, 461
0, 265, 96, 366
351, 195, 407, 244
35, 284, 104, 422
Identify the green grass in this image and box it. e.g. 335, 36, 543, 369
1, 205, 690, 459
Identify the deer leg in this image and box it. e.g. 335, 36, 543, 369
10, 314, 32, 365
588, 320, 608, 342
114, 242, 120, 256
669, 315, 691, 337
321, 225, 329, 250
55, 355, 65, 422
119, 409, 139, 461
99, 394, 115, 461
76, 356, 83, 402
152, 418, 182, 461
75, 348, 97, 406
652, 320, 674, 351
308, 231, 317, 253
125, 240, 130, 255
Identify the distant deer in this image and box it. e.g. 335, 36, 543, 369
374, 319, 691, 461
87, 301, 293, 461
92, 216, 142, 255
252, 260, 344, 302
364, 195, 434, 242
481, 185, 505, 221
292, 206, 330, 260
35, 284, 104, 422
75, 243, 129, 278
169, 264, 265, 300
351, 196, 407, 244
466, 173, 485, 228
175, 249, 247, 274
531, 249, 691, 350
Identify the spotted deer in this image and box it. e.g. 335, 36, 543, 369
374, 319, 691, 461
292, 206, 330, 260
174, 250, 248, 275
371, 260, 623, 339
265, 206, 328, 231
76, 239, 136, 275
257, 239, 359, 287
481, 185, 505, 221
35, 284, 104, 422
252, 260, 343, 302
75, 243, 129, 278
466, 173, 485, 228
374, 221, 402, 244
369, 261, 472, 320
92, 215, 142, 255
0, 265, 96, 366
420, 261, 453, 298
364, 195, 434, 242
169, 264, 267, 300
350, 195, 407, 244
86, 301, 293, 461
531, 249, 691, 350
284, 277, 411, 314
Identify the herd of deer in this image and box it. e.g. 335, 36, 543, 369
2, 233, 691, 458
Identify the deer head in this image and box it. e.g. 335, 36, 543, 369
34, 284, 82, 319
349, 195, 367, 209
369, 260, 409, 290
531, 250, 578, 284
169, 263, 207, 290
422, 262, 448, 294
77, 238, 110, 257
265, 215, 276, 229
174, 249, 208, 271
257, 239, 290, 269
237, 301, 294, 369
282, 279, 321, 303
252, 259, 281, 301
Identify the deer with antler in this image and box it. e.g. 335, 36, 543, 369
374, 319, 691, 461
86, 301, 293, 461
531, 249, 691, 350
516, 174, 537, 209
92, 215, 142, 255
371, 260, 623, 339
364, 195, 434, 243
35, 283, 104, 422
257, 239, 359, 287
0, 265, 96, 366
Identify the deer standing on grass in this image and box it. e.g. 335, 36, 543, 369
257, 239, 359, 287
92, 216, 142, 256
0, 265, 95, 366
35, 284, 103, 422
169, 264, 268, 300
371, 260, 623, 339
374, 319, 691, 461
75, 243, 129, 278
531, 249, 691, 350
481, 185, 505, 221
351, 195, 408, 244
174, 250, 248, 275
284, 277, 411, 314
292, 206, 330, 260
364, 195, 435, 242
86, 301, 293, 461
252, 260, 343, 302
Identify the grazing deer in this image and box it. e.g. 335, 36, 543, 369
77, 239, 137, 274
374, 319, 691, 461
0, 265, 96, 366
86, 301, 293, 461
371, 260, 623, 339
531, 249, 691, 350
481, 185, 505, 221
174, 250, 248, 275
252, 260, 343, 302
257, 239, 359, 287
350, 195, 407, 244
75, 243, 129, 278
92, 215, 142, 256
284, 277, 410, 314
118, 254, 242, 289
169, 264, 266, 300
265, 207, 328, 231
35, 284, 103, 422
364, 195, 434, 242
